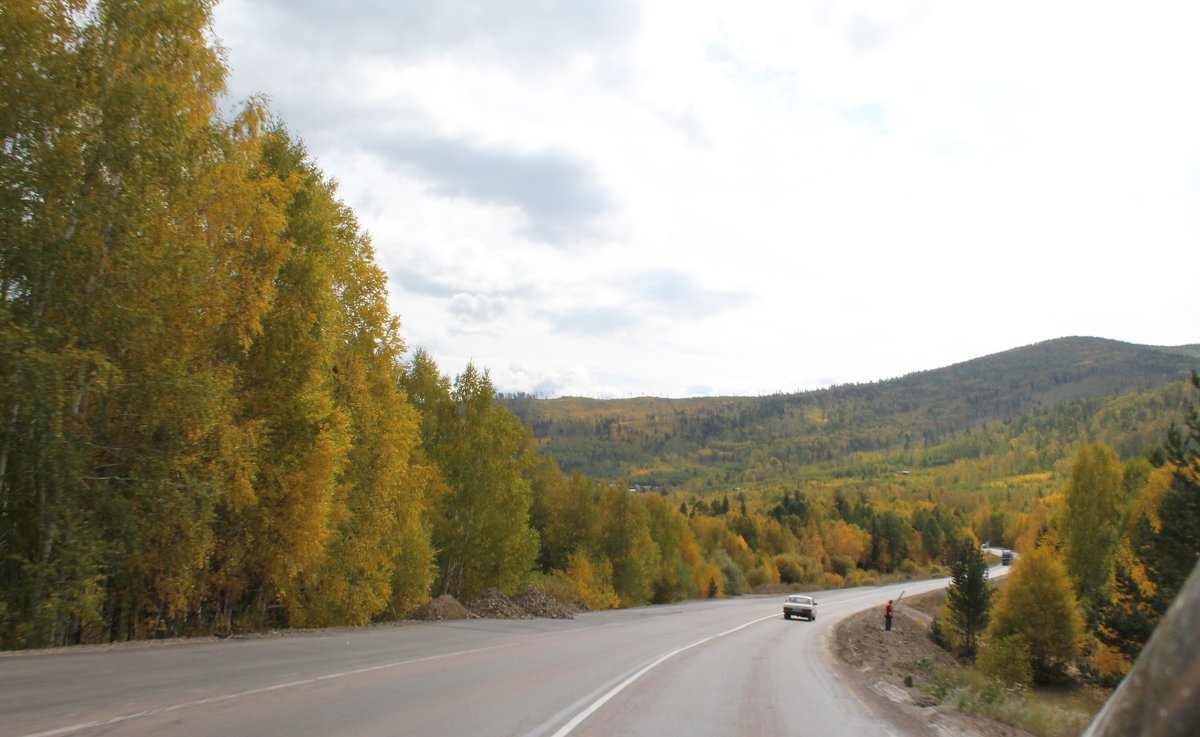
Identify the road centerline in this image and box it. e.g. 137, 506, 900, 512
539, 612, 779, 737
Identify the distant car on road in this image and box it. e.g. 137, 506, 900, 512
783, 594, 817, 620
1001, 550, 1013, 565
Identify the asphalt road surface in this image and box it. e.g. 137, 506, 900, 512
1, 576, 966, 737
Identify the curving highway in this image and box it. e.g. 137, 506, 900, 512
0, 574, 990, 737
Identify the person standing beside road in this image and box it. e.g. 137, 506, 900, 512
884, 599, 893, 631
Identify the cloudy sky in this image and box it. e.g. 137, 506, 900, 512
211, 0, 1199, 398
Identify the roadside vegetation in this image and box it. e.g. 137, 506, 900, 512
904, 399, 1200, 735
925, 659, 1105, 737
2, 0, 1197, 686
869, 588, 1104, 737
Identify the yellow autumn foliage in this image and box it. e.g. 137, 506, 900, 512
561, 552, 621, 610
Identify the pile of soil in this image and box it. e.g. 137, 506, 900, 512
835, 605, 956, 703
833, 600, 1034, 737
411, 594, 476, 621
412, 588, 579, 621
467, 588, 534, 619
510, 588, 580, 619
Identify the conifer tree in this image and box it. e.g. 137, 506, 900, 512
1139, 371, 1200, 616
945, 538, 991, 659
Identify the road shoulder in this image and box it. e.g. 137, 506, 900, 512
831, 605, 1034, 737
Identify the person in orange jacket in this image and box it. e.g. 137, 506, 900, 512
885, 599, 894, 631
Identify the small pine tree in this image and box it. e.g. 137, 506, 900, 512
945, 539, 992, 659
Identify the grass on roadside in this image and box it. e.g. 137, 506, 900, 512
902, 588, 1107, 737
923, 664, 1104, 737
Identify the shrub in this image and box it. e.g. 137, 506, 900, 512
772, 554, 821, 584
847, 569, 880, 587
532, 573, 579, 608
772, 554, 805, 584
818, 572, 845, 590
746, 565, 773, 589
978, 633, 1033, 688
930, 611, 951, 652
930, 601, 968, 655
714, 549, 747, 595
830, 554, 855, 577
1085, 640, 1132, 687
556, 552, 620, 610
797, 555, 821, 583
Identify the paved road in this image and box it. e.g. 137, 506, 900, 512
1, 576, 969, 737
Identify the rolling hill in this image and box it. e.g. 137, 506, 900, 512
503, 337, 1200, 493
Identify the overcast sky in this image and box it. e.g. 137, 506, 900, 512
211, 0, 1199, 398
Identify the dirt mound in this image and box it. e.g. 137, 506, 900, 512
835, 604, 957, 689
411, 594, 476, 621
834, 598, 1034, 737
411, 588, 579, 621
510, 588, 578, 619
466, 588, 530, 619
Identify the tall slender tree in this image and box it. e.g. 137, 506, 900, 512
404, 356, 538, 600
1060, 443, 1126, 622
1, 0, 291, 645
945, 539, 992, 659
1, 1, 442, 644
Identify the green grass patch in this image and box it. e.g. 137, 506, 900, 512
926, 663, 1103, 737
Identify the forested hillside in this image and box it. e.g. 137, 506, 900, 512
504, 338, 1200, 492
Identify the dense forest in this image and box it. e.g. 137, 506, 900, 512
2, 1, 1197, 687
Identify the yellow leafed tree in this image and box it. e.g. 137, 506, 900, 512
986, 545, 1084, 683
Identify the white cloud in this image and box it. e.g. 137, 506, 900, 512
213, 0, 1200, 397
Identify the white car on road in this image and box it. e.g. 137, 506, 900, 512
783, 594, 817, 620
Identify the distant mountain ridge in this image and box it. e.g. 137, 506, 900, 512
504, 337, 1200, 490
834, 336, 1200, 420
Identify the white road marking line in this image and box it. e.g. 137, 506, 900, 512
15, 641, 517, 737
544, 612, 779, 737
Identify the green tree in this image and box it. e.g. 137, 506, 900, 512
945, 539, 992, 659
643, 493, 701, 603
258, 130, 436, 626
597, 486, 659, 606
1093, 538, 1157, 679
868, 510, 912, 572
405, 358, 538, 600
1060, 443, 1126, 622
528, 458, 600, 574
975, 510, 1008, 548
1, 0, 290, 645
225, 129, 358, 628
987, 545, 1085, 683
1136, 371, 1200, 619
